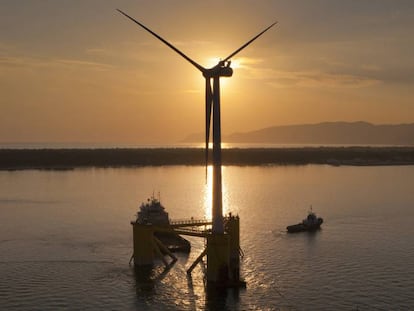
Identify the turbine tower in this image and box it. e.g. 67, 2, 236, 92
117, 9, 276, 234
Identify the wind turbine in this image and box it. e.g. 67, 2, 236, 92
117, 9, 276, 234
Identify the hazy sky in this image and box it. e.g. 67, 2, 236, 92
1, 0, 414, 144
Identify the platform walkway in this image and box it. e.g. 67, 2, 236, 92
131, 217, 237, 238
168, 218, 212, 237
170, 218, 212, 228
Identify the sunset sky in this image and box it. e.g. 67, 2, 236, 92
1, 0, 414, 144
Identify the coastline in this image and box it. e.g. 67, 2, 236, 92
1, 147, 414, 170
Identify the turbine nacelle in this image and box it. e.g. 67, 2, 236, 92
203, 61, 233, 79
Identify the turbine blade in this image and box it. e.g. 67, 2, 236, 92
117, 9, 205, 73
223, 22, 278, 62
205, 78, 213, 173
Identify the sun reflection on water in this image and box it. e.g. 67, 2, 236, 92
203, 166, 212, 220
203, 165, 229, 220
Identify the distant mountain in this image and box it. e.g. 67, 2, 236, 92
182, 122, 414, 145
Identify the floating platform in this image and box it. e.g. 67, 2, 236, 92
130, 214, 245, 288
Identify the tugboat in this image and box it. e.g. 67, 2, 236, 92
287, 207, 323, 233
134, 194, 191, 252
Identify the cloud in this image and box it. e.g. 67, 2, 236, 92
85, 48, 111, 56
361, 64, 381, 72
230, 52, 388, 88
0, 56, 32, 67
0, 55, 114, 71
249, 68, 382, 89
53, 58, 114, 71
272, 71, 381, 88
182, 89, 201, 94
232, 57, 264, 69
173, 40, 213, 48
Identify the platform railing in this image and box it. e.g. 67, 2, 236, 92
169, 218, 212, 227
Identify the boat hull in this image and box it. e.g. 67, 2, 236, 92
155, 231, 191, 253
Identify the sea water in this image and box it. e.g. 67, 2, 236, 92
0, 165, 413, 310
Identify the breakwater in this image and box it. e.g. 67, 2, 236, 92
1, 147, 414, 170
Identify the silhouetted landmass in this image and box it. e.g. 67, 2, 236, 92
1, 147, 414, 170
183, 122, 414, 145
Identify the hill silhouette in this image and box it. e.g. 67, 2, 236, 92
183, 121, 414, 145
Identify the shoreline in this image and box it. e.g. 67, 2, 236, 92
1, 147, 414, 170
